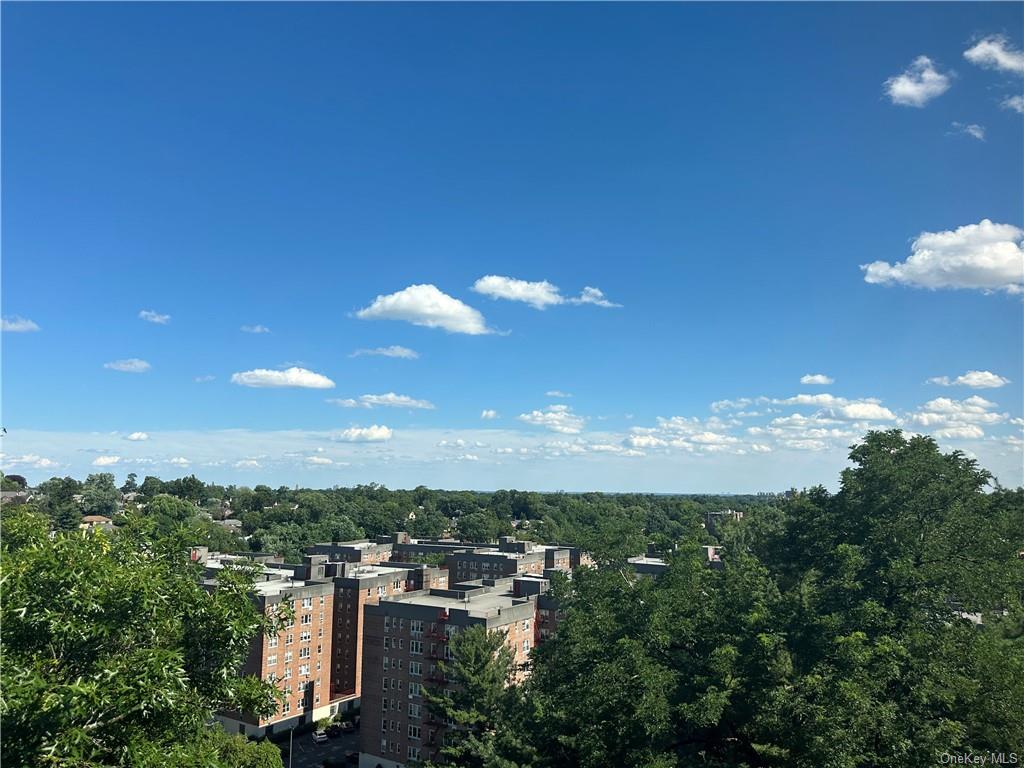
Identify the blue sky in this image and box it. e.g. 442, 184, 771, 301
3, 3, 1022, 492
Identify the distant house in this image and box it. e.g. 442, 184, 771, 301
80, 515, 114, 532
216, 518, 243, 530
0, 490, 31, 506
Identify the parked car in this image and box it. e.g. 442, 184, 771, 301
325, 723, 343, 737
340, 720, 355, 733
312, 730, 329, 744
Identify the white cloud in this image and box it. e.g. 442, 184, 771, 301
241, 324, 271, 334
711, 397, 755, 412
194, 375, 216, 383
800, 373, 834, 385
168, 456, 191, 467
234, 459, 261, 469
472, 276, 620, 310
126, 432, 150, 441
92, 455, 121, 466
1, 453, 59, 469
472, 276, 564, 309
927, 370, 1010, 389
545, 390, 573, 398
933, 424, 985, 440
884, 56, 952, 107
480, 409, 499, 420
104, 359, 151, 373
139, 309, 171, 325
305, 456, 334, 465
350, 345, 419, 359
830, 402, 897, 421
862, 219, 1024, 294
518, 405, 586, 434
231, 367, 335, 389
333, 425, 393, 442
964, 36, 1024, 75
568, 286, 621, 308
950, 122, 985, 141
1002, 95, 1024, 114
2, 316, 40, 332
327, 393, 435, 410
356, 284, 491, 335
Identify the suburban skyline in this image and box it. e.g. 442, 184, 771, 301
2, 3, 1022, 491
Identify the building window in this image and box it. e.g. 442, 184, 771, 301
267, 655, 277, 667
409, 703, 421, 718
383, 656, 389, 669
284, 667, 292, 679
300, 630, 311, 643
282, 701, 290, 714
301, 614, 312, 625
410, 661, 422, 676
408, 746, 420, 761
286, 634, 294, 645
409, 682, 421, 697
268, 636, 279, 648
522, 619, 530, 631
284, 651, 293, 663
410, 640, 422, 655
408, 724, 421, 740
319, 595, 325, 606
302, 597, 313, 609
410, 620, 423, 636
299, 664, 310, 676
299, 647, 310, 659
523, 639, 531, 652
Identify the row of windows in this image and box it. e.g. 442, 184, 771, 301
378, 740, 421, 761
380, 720, 422, 740
267, 626, 323, 648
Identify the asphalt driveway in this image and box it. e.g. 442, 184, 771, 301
277, 730, 360, 768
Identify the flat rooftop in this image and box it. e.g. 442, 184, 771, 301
381, 588, 526, 620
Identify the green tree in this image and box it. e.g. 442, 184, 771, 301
0, 507, 286, 767
82, 472, 121, 517
424, 625, 536, 768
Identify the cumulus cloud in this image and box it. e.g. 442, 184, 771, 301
884, 56, 952, 107
1002, 95, 1024, 114
125, 432, 149, 441
2, 316, 40, 332
327, 393, 435, 410
861, 219, 1024, 294
545, 390, 572, 398
950, 122, 985, 141
933, 424, 985, 440
830, 402, 897, 421
139, 309, 171, 324
305, 456, 334, 465
800, 374, 834, 385
518, 405, 586, 434
569, 286, 621, 308
964, 35, 1024, 74
92, 455, 121, 466
241, 324, 271, 334
472, 276, 564, 309
928, 370, 1010, 389
471, 275, 620, 310
356, 284, 491, 335
234, 459, 261, 469
168, 456, 191, 467
104, 359, 151, 373
350, 345, 419, 359
333, 425, 393, 442
480, 409, 499, 420
194, 375, 216, 383
1, 453, 59, 469
231, 367, 335, 389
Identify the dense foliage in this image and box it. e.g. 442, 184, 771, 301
432, 431, 1024, 767
0, 511, 288, 767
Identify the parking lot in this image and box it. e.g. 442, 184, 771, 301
275, 730, 360, 768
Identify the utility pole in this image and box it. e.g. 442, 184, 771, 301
288, 728, 293, 768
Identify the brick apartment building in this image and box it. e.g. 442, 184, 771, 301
197, 549, 336, 738
357, 577, 540, 768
